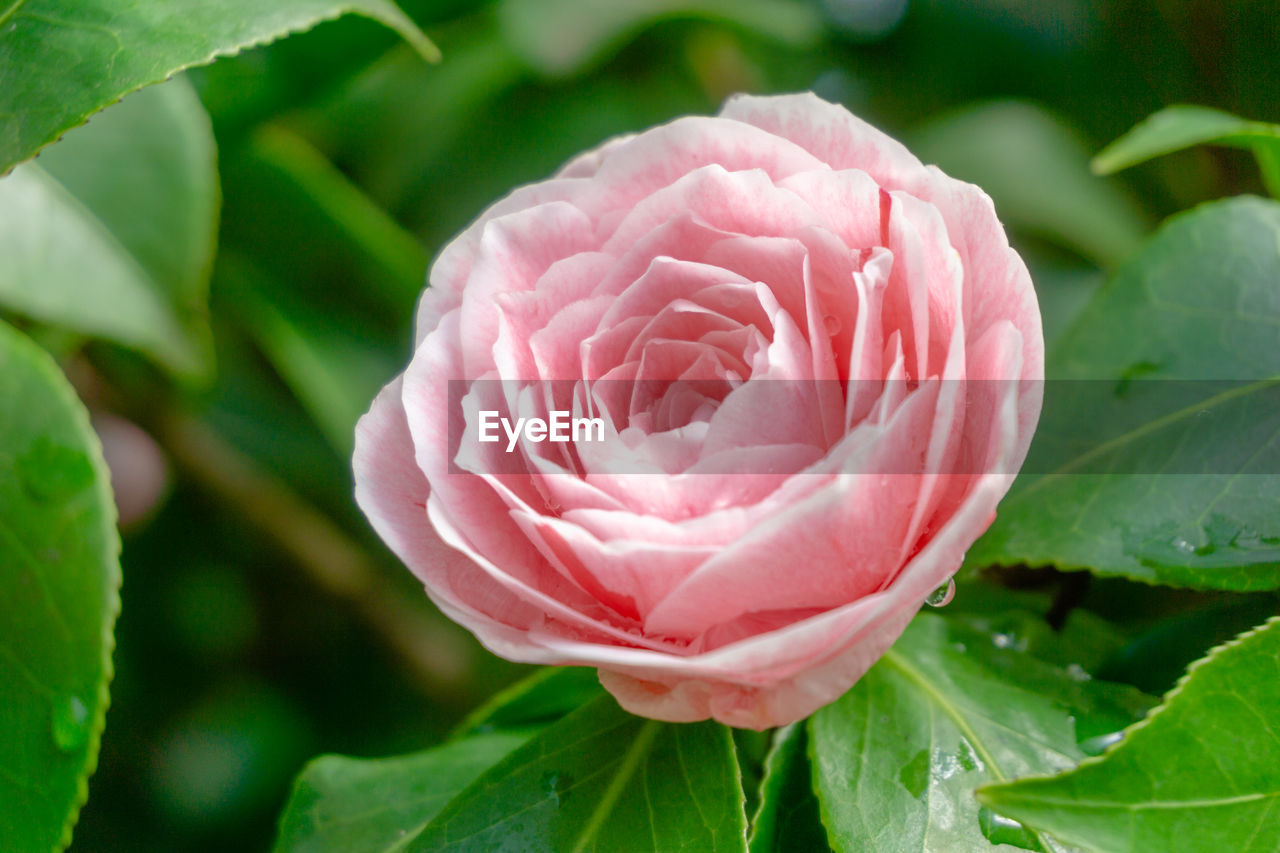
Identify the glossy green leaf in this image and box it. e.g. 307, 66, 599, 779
411, 694, 748, 852
273, 731, 529, 852
979, 616, 1280, 853
810, 614, 1153, 853
748, 723, 829, 853
0, 0, 437, 174
1092, 105, 1280, 198
497, 0, 823, 77
910, 101, 1153, 268
971, 196, 1280, 590
0, 320, 121, 852
0, 78, 215, 378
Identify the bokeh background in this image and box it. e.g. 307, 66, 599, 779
66, 0, 1280, 848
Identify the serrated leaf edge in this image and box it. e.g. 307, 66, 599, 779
975, 614, 1280, 807
1, 1, 438, 177
0, 322, 124, 853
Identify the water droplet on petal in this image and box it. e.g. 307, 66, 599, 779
925, 578, 955, 607
52, 695, 90, 752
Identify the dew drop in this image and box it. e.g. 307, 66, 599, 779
925, 578, 955, 607
541, 770, 573, 807
1171, 536, 1195, 554
52, 695, 90, 753
978, 807, 1041, 850
1078, 730, 1124, 756
956, 738, 983, 772
1066, 663, 1092, 682
822, 314, 841, 335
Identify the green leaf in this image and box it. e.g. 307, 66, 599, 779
971, 196, 1280, 590
452, 666, 605, 738
0, 0, 437, 174
810, 614, 1153, 853
1095, 593, 1280, 696
298, 29, 527, 219
240, 125, 429, 316
217, 252, 399, 457
411, 694, 748, 852
1092, 105, 1280, 198
0, 320, 121, 852
273, 731, 530, 853
748, 724, 829, 853
909, 101, 1153, 268
497, 0, 823, 77
979, 616, 1280, 853
0, 77, 216, 379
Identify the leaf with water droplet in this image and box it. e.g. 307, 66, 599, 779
1076, 731, 1124, 757
979, 617, 1280, 853
970, 197, 1280, 592
978, 807, 1044, 851
1123, 515, 1280, 575
0, 320, 120, 852
810, 614, 1153, 853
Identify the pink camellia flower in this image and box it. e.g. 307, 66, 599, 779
354, 92, 1043, 729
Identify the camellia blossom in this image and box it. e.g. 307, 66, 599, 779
354, 92, 1043, 729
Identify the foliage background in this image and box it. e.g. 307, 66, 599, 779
3, 0, 1277, 850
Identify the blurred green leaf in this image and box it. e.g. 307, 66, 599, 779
0, 0, 437, 174
747, 723, 829, 853
300, 28, 527, 216
152, 679, 314, 827
274, 731, 529, 852
971, 197, 1280, 591
247, 125, 429, 314
412, 695, 748, 852
0, 320, 120, 852
1095, 592, 1279, 696
1093, 105, 1280, 198
979, 616, 1280, 853
910, 100, 1153, 268
217, 122, 428, 328
810, 614, 1153, 853
217, 252, 398, 457
0, 78, 216, 379
497, 0, 823, 77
